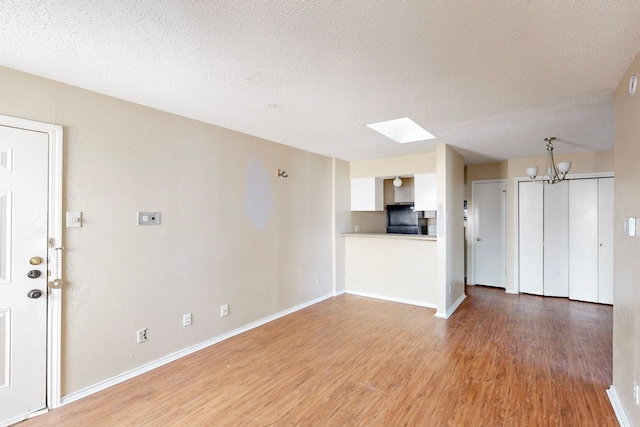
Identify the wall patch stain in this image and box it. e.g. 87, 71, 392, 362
244, 157, 275, 230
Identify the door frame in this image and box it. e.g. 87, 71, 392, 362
469, 179, 506, 286
0, 114, 63, 411
513, 172, 613, 294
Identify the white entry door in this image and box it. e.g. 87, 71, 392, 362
472, 181, 506, 287
0, 125, 49, 424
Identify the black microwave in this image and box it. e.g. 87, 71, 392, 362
386, 204, 420, 234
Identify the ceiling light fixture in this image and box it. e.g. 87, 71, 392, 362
393, 176, 403, 187
366, 117, 436, 144
525, 137, 571, 185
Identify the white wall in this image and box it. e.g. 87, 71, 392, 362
613, 52, 640, 425
333, 158, 352, 294
436, 144, 465, 317
0, 66, 337, 396
345, 236, 438, 306
350, 152, 437, 178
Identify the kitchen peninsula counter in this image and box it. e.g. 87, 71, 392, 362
342, 232, 436, 241
342, 232, 438, 308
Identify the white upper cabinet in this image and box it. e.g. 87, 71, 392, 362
414, 173, 437, 211
350, 177, 383, 211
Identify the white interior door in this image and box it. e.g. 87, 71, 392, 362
518, 181, 543, 295
569, 179, 599, 303
473, 181, 505, 287
0, 125, 49, 424
543, 180, 569, 297
598, 177, 614, 304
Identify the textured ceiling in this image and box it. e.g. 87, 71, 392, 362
1, 1, 639, 164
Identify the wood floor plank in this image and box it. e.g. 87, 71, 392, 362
18, 286, 617, 426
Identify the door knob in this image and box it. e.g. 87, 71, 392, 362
29, 257, 43, 265
476, 237, 482, 241
27, 289, 43, 299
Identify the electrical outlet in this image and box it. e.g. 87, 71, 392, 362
183, 313, 192, 327
220, 304, 229, 318
136, 328, 148, 343
634, 381, 640, 405
137, 212, 160, 225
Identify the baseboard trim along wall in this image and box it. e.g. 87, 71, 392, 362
345, 290, 437, 310
434, 293, 467, 319
1, 407, 49, 427
60, 292, 335, 407
606, 386, 630, 427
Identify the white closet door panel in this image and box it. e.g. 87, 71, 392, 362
598, 177, 614, 304
519, 182, 544, 295
543, 181, 569, 297
569, 179, 599, 303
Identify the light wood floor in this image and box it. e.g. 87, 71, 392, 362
20, 286, 616, 426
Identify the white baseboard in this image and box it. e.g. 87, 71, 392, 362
504, 288, 519, 295
344, 290, 437, 309
61, 292, 334, 406
1, 408, 48, 427
607, 386, 630, 427
434, 293, 467, 319
334, 289, 347, 296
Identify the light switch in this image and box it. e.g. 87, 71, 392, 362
624, 217, 636, 236
137, 212, 160, 225
66, 211, 82, 228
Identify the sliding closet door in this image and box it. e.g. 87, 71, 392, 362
569, 179, 599, 303
519, 182, 543, 295
543, 180, 569, 297
598, 177, 614, 304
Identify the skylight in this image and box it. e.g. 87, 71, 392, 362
366, 117, 436, 144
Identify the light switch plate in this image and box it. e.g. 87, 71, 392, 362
624, 217, 636, 237
66, 211, 82, 228
137, 212, 160, 225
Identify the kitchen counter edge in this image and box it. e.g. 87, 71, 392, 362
341, 232, 436, 241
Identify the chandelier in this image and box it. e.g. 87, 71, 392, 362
525, 137, 571, 184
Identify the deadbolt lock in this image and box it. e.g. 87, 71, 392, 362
27, 270, 42, 279
29, 257, 43, 265
27, 289, 43, 299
